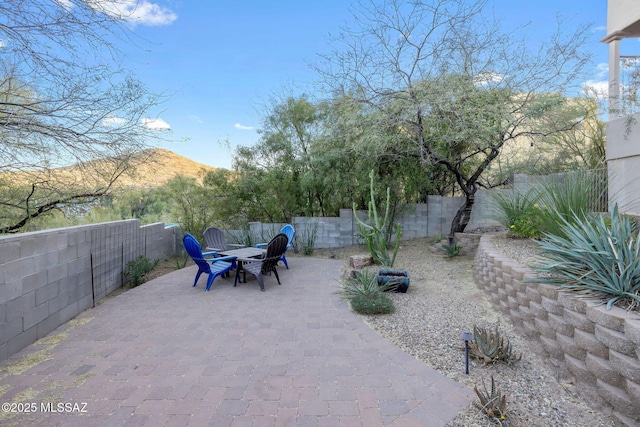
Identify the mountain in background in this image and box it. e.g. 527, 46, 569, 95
114, 148, 219, 188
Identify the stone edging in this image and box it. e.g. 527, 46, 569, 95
473, 234, 640, 427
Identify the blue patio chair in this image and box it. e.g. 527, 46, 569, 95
183, 234, 237, 291
256, 224, 295, 269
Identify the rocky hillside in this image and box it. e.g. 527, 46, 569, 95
113, 148, 218, 188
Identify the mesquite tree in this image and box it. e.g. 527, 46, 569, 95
317, 0, 592, 238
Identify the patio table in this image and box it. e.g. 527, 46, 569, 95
218, 247, 266, 283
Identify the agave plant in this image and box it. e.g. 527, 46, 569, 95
532, 204, 640, 310
441, 241, 462, 258
474, 376, 509, 423
468, 325, 522, 365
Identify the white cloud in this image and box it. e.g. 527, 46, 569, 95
102, 115, 128, 127
234, 123, 253, 130
596, 62, 609, 79
56, 0, 74, 10
474, 71, 504, 87
582, 80, 609, 99
84, 1, 177, 26
188, 115, 204, 124
142, 117, 171, 130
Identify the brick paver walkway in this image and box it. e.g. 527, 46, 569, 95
0, 257, 474, 426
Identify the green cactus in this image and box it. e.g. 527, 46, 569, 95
352, 170, 403, 267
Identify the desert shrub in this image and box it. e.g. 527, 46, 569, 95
532, 205, 640, 310
535, 169, 606, 240
490, 190, 543, 239
490, 169, 607, 240
350, 294, 395, 314
338, 269, 396, 314
299, 219, 319, 256
173, 252, 190, 269
125, 255, 160, 287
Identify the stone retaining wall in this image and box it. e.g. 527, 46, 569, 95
473, 234, 640, 427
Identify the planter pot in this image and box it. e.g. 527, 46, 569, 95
377, 269, 410, 293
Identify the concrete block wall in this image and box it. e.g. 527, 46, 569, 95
237, 196, 489, 250
473, 234, 640, 426
143, 222, 180, 261
0, 220, 178, 362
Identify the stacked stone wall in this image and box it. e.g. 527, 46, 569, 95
473, 235, 640, 426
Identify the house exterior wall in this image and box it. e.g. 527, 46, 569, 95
606, 0, 640, 37
607, 112, 640, 215
603, 1, 640, 217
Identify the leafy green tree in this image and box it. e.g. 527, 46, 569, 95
110, 187, 173, 224
231, 95, 332, 221
317, 0, 592, 238
166, 176, 216, 238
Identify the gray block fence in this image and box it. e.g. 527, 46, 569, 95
230, 193, 501, 250
1, 174, 557, 362
0, 220, 180, 361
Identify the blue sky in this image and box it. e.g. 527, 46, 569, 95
112, 0, 610, 170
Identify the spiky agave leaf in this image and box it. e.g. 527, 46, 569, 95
531, 205, 640, 310
468, 326, 522, 365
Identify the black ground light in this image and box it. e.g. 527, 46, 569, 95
460, 331, 473, 374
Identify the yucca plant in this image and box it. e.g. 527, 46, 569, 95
532, 204, 640, 311
489, 189, 543, 238
338, 269, 397, 299
536, 169, 606, 241
474, 376, 509, 423
338, 269, 396, 314
468, 325, 522, 365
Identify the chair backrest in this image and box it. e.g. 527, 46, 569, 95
183, 234, 211, 273
261, 233, 289, 274
280, 224, 295, 248
203, 226, 226, 250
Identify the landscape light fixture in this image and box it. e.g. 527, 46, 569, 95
460, 331, 473, 374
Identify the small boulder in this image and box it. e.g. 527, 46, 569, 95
349, 254, 374, 269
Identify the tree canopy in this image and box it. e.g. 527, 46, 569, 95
314, 0, 594, 236
0, 0, 166, 232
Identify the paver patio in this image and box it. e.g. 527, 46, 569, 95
0, 257, 474, 426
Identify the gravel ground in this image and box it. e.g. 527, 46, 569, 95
305, 236, 618, 427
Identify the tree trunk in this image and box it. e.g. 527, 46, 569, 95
449, 192, 475, 242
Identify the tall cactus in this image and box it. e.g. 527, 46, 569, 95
352, 170, 403, 267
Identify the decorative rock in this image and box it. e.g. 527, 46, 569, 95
349, 254, 374, 269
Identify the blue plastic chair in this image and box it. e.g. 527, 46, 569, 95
256, 224, 295, 269
183, 234, 237, 291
